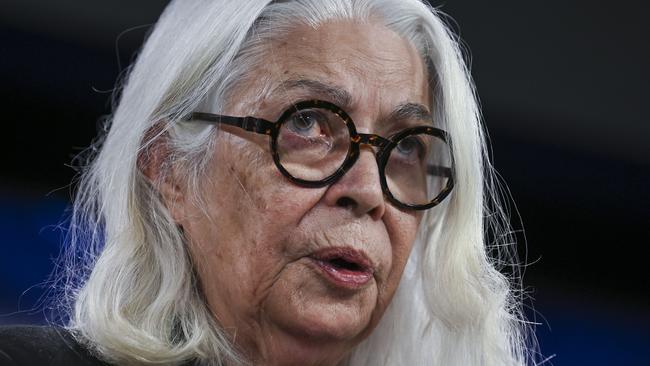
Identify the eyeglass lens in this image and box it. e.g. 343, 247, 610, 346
276, 107, 452, 206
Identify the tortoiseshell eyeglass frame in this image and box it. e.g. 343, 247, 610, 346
185, 99, 455, 210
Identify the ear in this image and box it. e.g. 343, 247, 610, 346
138, 129, 187, 224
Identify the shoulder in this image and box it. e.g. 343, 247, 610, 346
0, 325, 109, 366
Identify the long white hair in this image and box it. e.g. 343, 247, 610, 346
58, 0, 536, 365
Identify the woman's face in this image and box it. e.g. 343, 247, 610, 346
174, 20, 430, 365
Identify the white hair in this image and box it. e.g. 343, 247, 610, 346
58, 0, 537, 365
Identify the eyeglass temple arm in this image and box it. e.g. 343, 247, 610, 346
427, 165, 453, 178
188, 112, 275, 135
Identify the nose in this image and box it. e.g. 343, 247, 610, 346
322, 149, 386, 220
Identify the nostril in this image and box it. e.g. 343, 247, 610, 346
336, 196, 356, 209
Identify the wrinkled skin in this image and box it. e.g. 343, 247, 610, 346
162, 21, 431, 365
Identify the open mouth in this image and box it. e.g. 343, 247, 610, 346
327, 257, 364, 271
309, 248, 374, 289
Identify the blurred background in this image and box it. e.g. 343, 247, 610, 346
0, 0, 648, 364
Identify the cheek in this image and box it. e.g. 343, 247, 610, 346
200, 135, 322, 242
182, 139, 327, 316
379, 209, 421, 297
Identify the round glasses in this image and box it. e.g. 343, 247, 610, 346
187, 100, 454, 210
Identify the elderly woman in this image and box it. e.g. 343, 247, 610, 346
0, 0, 533, 365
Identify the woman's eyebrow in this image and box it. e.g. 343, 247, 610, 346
385, 102, 433, 126
273, 79, 432, 125
273, 78, 352, 108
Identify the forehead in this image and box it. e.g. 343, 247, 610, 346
233, 20, 431, 118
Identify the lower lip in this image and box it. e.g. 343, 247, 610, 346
310, 258, 373, 289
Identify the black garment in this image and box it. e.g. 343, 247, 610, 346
0, 325, 109, 366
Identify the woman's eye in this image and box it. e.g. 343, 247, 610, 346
287, 110, 327, 137
395, 136, 426, 162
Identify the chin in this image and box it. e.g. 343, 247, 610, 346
259, 307, 371, 366
296, 303, 372, 341
263, 261, 379, 342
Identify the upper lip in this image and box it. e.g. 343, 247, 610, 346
309, 247, 375, 274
